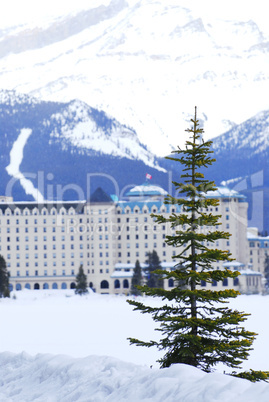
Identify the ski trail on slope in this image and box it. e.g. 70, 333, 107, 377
5, 128, 44, 202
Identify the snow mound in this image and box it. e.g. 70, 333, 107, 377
1, 352, 269, 402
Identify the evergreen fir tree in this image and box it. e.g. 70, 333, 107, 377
0, 255, 10, 298
264, 254, 269, 290
75, 264, 89, 296
127, 107, 257, 374
146, 250, 163, 289
131, 260, 143, 296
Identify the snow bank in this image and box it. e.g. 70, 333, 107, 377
0, 352, 269, 402
1, 290, 269, 400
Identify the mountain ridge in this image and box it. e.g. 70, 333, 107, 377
0, 0, 269, 154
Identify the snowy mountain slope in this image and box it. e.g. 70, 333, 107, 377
0, 89, 169, 201
0, 89, 160, 167
0, 0, 269, 154
213, 110, 269, 156
209, 111, 269, 232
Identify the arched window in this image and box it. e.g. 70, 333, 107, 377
201, 280, 206, 287
9, 284, 13, 292
89, 282, 93, 288
25, 283, 31, 289
16, 283, 21, 291
61, 283, 67, 289
212, 280, 217, 287
100, 280, 109, 289
114, 279, 120, 289
43, 283, 49, 289
123, 279, 129, 289
52, 283, 58, 289
70, 282, 76, 289
34, 283, 40, 290
168, 278, 174, 288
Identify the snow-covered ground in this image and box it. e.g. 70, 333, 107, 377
1, 289, 269, 401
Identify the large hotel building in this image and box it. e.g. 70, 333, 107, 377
0, 182, 264, 294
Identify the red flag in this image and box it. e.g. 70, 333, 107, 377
146, 173, 152, 180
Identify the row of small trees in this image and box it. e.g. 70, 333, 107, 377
0, 257, 88, 297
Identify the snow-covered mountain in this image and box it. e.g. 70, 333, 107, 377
0, 0, 269, 154
1, 87, 269, 230
210, 111, 269, 233
0, 89, 167, 201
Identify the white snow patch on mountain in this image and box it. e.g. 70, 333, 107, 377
0, 1, 269, 154
5, 128, 44, 202
49, 100, 165, 171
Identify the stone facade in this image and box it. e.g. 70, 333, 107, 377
0, 183, 259, 294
